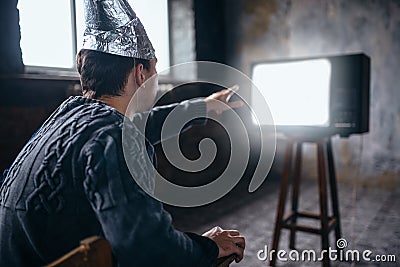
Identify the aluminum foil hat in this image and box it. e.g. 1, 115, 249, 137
82, 0, 155, 60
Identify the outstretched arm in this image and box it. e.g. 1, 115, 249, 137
131, 86, 243, 145
131, 98, 207, 145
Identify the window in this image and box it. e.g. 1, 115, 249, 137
18, 0, 170, 72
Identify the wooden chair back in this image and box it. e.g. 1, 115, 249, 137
45, 236, 113, 267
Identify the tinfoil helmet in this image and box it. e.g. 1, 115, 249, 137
82, 0, 155, 60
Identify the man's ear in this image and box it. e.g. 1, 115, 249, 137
134, 63, 146, 87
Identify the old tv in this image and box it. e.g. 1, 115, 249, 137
251, 53, 370, 137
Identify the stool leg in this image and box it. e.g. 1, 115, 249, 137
327, 138, 342, 247
270, 142, 293, 266
289, 142, 302, 250
317, 141, 330, 267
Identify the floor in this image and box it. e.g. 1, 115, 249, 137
166, 174, 400, 267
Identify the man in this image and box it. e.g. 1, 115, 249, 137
0, 0, 245, 266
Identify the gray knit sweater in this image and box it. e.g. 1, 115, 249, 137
0, 96, 218, 267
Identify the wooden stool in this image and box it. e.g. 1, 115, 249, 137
270, 137, 342, 267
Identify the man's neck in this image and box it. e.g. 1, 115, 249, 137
91, 95, 130, 116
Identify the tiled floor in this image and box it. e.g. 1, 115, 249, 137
166, 174, 400, 267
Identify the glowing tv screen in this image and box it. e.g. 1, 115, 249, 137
250, 53, 370, 137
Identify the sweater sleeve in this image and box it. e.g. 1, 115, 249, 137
132, 98, 207, 145
81, 128, 218, 267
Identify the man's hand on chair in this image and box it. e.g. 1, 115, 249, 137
202, 226, 245, 263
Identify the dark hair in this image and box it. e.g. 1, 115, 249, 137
76, 49, 150, 98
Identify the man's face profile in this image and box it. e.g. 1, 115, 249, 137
131, 57, 158, 112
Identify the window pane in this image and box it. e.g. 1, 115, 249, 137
75, 0, 85, 58
18, 0, 74, 68
129, 0, 170, 72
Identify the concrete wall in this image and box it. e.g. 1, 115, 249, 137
0, 0, 23, 74
170, 0, 196, 65
229, 0, 400, 188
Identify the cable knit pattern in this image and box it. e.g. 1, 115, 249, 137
0, 96, 218, 267
25, 106, 113, 213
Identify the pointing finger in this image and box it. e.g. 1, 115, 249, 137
228, 101, 244, 109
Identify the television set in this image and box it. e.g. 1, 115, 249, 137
251, 53, 370, 137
